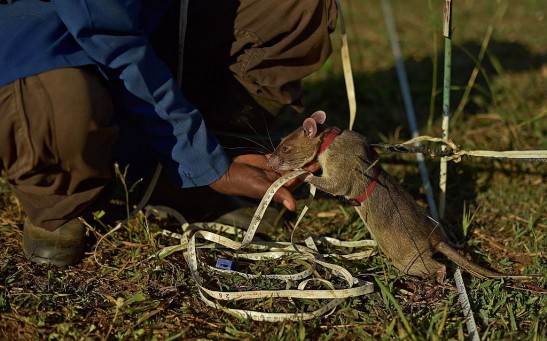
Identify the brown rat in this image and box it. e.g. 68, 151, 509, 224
269, 110, 537, 281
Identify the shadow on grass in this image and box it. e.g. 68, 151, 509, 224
298, 38, 545, 244
302, 39, 546, 140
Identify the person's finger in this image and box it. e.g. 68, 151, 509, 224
263, 169, 283, 182
209, 162, 296, 210
238, 167, 296, 211
233, 154, 270, 169
244, 168, 296, 210
279, 161, 320, 190
302, 161, 321, 173
272, 186, 296, 211
283, 177, 305, 191
233, 155, 281, 182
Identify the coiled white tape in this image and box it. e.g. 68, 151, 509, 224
157, 170, 377, 321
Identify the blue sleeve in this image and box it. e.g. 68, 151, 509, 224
51, 0, 231, 187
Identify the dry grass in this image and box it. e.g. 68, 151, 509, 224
1, 0, 546, 339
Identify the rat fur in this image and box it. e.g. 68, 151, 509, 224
269, 111, 537, 281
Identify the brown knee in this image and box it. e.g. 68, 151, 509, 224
178, 0, 338, 109
229, 0, 339, 106
0, 67, 118, 230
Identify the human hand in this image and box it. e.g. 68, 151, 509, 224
236, 154, 321, 192
209, 154, 297, 211
264, 154, 321, 190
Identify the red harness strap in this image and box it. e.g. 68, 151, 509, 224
316, 127, 381, 206
350, 165, 380, 206
318, 127, 342, 154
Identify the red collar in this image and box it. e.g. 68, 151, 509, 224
316, 127, 380, 206
318, 127, 342, 154
350, 165, 380, 206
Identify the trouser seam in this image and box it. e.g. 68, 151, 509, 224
11, 79, 35, 179
35, 72, 61, 168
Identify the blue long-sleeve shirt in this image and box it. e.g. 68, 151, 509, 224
0, 0, 231, 187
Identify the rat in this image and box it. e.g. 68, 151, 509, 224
268, 110, 537, 281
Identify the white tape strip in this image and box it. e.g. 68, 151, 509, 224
454, 267, 481, 341
157, 170, 377, 321
397, 136, 547, 162
241, 170, 309, 248
334, 0, 357, 130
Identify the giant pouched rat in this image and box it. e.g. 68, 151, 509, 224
269, 110, 537, 281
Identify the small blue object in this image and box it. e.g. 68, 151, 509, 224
215, 258, 236, 271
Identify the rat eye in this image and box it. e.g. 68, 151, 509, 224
282, 145, 290, 153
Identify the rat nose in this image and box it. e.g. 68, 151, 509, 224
268, 156, 280, 170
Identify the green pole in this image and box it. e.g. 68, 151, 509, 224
439, 3, 481, 340
438, 0, 452, 219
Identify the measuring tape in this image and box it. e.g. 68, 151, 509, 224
154, 170, 378, 322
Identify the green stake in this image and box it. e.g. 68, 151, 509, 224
439, 0, 452, 219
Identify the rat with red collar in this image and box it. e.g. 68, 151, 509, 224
269, 110, 538, 282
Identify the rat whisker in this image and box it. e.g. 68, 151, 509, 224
237, 134, 272, 155
223, 145, 266, 154
244, 121, 275, 154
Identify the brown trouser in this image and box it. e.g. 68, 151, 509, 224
0, 67, 118, 231
0, 0, 337, 231
153, 0, 338, 131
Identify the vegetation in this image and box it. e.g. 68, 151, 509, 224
1, 0, 545, 339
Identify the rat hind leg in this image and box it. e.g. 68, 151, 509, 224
403, 255, 446, 280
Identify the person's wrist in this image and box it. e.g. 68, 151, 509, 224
209, 169, 229, 193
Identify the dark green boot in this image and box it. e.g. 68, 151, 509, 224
23, 218, 86, 267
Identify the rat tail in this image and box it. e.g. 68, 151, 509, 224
435, 242, 542, 280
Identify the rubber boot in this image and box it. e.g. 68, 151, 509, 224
23, 218, 86, 267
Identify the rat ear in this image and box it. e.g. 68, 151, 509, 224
310, 110, 326, 124
302, 117, 318, 138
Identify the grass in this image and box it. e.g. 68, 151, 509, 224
1, 0, 546, 339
